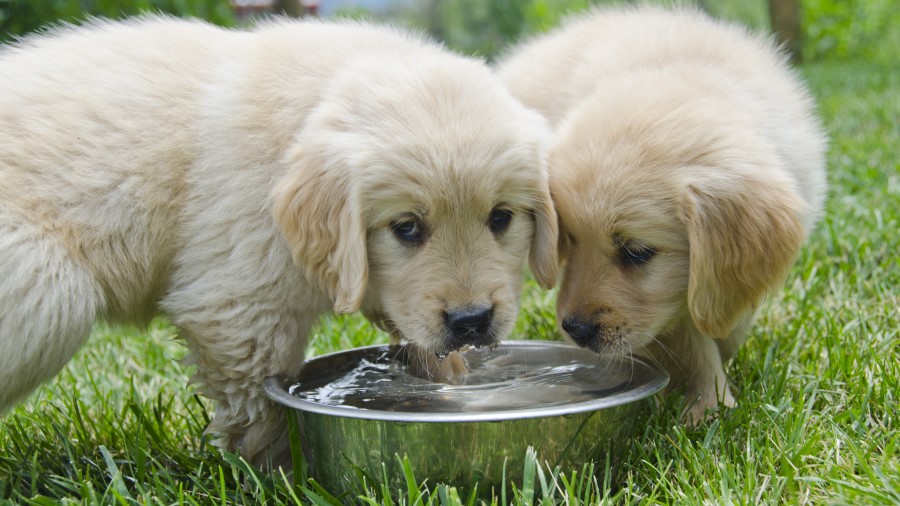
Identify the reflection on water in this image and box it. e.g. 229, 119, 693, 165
287, 344, 655, 413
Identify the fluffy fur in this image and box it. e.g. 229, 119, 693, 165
497, 6, 826, 420
0, 16, 558, 465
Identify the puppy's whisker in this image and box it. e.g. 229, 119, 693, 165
627, 342, 636, 384
590, 346, 616, 377
389, 345, 407, 364
642, 332, 677, 364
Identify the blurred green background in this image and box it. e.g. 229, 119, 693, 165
1, 1, 897, 504
1, 0, 897, 63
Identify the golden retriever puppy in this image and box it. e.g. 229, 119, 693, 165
0, 16, 558, 465
497, 6, 826, 420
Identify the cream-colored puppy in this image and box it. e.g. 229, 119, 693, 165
0, 17, 558, 465
498, 6, 826, 420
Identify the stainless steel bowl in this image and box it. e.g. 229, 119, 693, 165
264, 340, 668, 495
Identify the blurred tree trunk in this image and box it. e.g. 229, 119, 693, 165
426, 0, 443, 42
694, 0, 711, 14
768, 0, 803, 63
272, 0, 310, 17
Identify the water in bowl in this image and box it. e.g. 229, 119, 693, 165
287, 343, 657, 414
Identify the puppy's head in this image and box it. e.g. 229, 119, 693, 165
551, 75, 807, 354
272, 53, 556, 354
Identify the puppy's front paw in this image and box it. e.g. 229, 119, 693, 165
680, 387, 736, 426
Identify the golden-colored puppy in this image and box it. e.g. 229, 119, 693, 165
498, 6, 826, 420
0, 16, 557, 466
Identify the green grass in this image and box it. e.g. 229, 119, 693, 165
2, 60, 898, 505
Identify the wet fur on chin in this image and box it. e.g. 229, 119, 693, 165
497, 5, 827, 421
0, 16, 557, 468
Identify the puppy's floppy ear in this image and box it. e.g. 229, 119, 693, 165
529, 185, 559, 289
683, 172, 807, 339
272, 144, 367, 313
556, 219, 570, 267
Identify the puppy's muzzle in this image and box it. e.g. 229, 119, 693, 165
444, 305, 495, 351
561, 315, 600, 350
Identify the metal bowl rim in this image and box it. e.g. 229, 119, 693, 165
263, 340, 669, 423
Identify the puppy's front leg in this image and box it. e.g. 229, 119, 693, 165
682, 336, 735, 424
652, 327, 735, 424
167, 291, 326, 469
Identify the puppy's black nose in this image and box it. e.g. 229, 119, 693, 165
561, 316, 598, 348
445, 306, 494, 348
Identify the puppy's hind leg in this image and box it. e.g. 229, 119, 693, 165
0, 215, 104, 412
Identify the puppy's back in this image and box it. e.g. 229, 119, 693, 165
500, 7, 791, 122
497, 5, 827, 229
0, 17, 232, 213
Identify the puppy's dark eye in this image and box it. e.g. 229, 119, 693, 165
488, 207, 514, 236
618, 240, 656, 268
391, 216, 425, 244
